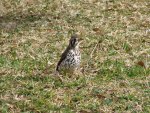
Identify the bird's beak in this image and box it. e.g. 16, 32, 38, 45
78, 39, 83, 45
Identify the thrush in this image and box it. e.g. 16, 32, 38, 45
56, 34, 82, 75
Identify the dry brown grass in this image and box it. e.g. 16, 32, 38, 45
0, 0, 150, 112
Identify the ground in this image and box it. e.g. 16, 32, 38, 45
0, 0, 150, 112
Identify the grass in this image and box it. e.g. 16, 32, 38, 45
0, 0, 150, 112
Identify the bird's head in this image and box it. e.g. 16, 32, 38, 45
69, 34, 82, 49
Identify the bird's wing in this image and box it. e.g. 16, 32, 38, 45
56, 47, 69, 71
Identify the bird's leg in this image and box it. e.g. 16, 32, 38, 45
54, 71, 64, 82
71, 68, 82, 79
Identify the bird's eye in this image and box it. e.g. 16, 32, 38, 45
71, 38, 76, 46
73, 38, 76, 42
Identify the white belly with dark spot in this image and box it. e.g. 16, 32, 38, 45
60, 49, 81, 70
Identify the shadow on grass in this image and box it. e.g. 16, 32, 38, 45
0, 10, 51, 32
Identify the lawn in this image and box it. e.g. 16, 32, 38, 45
0, 0, 150, 112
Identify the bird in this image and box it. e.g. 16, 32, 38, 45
56, 34, 82, 75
